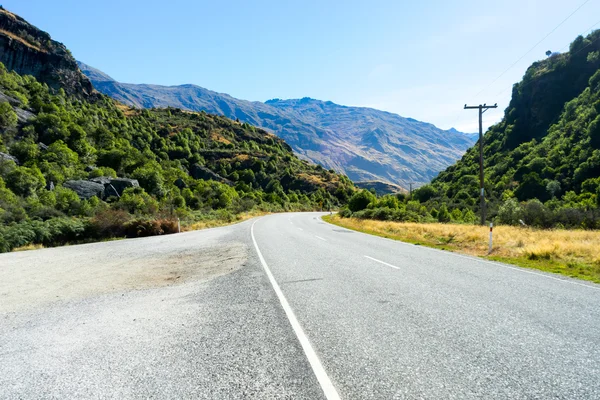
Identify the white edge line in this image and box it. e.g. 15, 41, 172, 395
251, 219, 341, 400
323, 217, 600, 292
315, 236, 327, 241
364, 255, 400, 270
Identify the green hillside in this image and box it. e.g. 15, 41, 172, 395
0, 64, 353, 252
336, 31, 600, 229
413, 30, 600, 228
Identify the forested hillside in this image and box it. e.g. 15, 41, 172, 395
340, 31, 600, 229
423, 30, 600, 227
0, 63, 353, 252
78, 62, 476, 190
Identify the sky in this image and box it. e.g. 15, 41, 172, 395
4, 0, 600, 133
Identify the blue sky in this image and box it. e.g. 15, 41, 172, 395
4, 0, 600, 132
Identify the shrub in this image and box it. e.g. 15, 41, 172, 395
497, 198, 522, 225
348, 190, 376, 212
89, 209, 131, 238
437, 204, 451, 223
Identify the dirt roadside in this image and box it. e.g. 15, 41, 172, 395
0, 227, 248, 314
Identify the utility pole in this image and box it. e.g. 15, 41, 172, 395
408, 183, 415, 199
464, 103, 497, 225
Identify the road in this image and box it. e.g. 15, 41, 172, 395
1, 212, 599, 399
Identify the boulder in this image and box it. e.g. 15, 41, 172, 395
107, 178, 139, 196
190, 164, 232, 185
63, 180, 104, 200
89, 176, 112, 185
89, 176, 139, 198
0, 152, 18, 165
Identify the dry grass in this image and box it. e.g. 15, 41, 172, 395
183, 211, 267, 232
0, 28, 45, 52
12, 243, 44, 252
298, 173, 325, 185
210, 131, 232, 145
114, 102, 138, 117
325, 215, 600, 283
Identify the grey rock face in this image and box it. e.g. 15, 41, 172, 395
0, 9, 94, 96
63, 180, 105, 200
0, 152, 18, 165
190, 164, 232, 185
89, 176, 139, 198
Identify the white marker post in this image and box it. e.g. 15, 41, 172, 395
488, 223, 493, 254
177, 218, 181, 233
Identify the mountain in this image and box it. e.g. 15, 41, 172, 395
0, 8, 353, 252
0, 7, 93, 95
77, 61, 476, 190
415, 30, 600, 228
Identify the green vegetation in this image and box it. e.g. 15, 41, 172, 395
339, 31, 600, 230
0, 63, 354, 252
421, 30, 600, 229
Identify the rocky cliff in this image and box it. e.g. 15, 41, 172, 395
0, 7, 93, 95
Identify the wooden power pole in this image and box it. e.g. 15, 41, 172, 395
464, 103, 497, 225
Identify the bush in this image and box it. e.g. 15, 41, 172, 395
497, 198, 522, 225
348, 190, 376, 212
0, 101, 17, 129
521, 199, 553, 228
89, 209, 131, 238
437, 204, 451, 223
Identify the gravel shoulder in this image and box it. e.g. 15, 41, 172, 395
0, 228, 246, 314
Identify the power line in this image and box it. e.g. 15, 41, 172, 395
472, 0, 593, 100
495, 22, 600, 98
445, 0, 594, 133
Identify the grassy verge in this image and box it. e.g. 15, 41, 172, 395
323, 215, 600, 284
183, 210, 268, 231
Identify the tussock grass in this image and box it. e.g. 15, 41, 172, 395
13, 243, 44, 252
183, 211, 267, 232
324, 215, 600, 283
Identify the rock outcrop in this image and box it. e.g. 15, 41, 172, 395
0, 151, 18, 164
0, 8, 94, 96
190, 164, 232, 185
63, 177, 140, 200
89, 177, 139, 198
63, 180, 105, 200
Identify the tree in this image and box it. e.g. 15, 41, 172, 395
546, 50, 552, 57
348, 190, 376, 212
5, 166, 45, 197
437, 204, 451, 223
0, 101, 17, 129
546, 180, 561, 199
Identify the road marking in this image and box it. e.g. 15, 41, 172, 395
251, 220, 341, 400
315, 236, 327, 241
321, 217, 600, 292
298, 227, 304, 231
364, 255, 400, 270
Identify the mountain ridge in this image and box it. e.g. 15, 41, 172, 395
78, 61, 476, 189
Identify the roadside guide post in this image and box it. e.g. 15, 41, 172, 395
488, 223, 493, 254
178, 218, 181, 233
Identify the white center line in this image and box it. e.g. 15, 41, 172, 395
251, 220, 340, 400
315, 236, 327, 241
365, 255, 400, 270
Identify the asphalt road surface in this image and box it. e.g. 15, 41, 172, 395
1, 212, 599, 399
